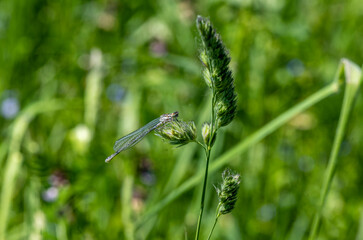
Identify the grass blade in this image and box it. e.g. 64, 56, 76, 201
308, 59, 362, 240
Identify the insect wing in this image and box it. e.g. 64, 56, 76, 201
113, 117, 161, 152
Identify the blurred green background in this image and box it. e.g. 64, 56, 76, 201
1, 0, 363, 239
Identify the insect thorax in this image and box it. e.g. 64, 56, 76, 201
160, 111, 179, 122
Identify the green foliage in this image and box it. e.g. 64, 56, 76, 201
0, 1, 363, 240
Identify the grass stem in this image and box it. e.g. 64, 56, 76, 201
195, 148, 211, 240
308, 60, 362, 240
207, 216, 219, 240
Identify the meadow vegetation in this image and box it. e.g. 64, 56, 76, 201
1, 0, 363, 239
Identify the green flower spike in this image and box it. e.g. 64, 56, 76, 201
196, 15, 237, 129
208, 169, 241, 240
215, 169, 241, 216
201, 122, 216, 148
155, 120, 197, 147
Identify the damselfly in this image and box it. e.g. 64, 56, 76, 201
105, 111, 179, 163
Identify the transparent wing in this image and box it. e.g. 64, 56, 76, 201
105, 112, 178, 163
105, 117, 161, 163
112, 117, 161, 152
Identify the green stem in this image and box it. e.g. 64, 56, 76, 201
207, 216, 219, 240
195, 148, 211, 240
195, 140, 207, 151
195, 90, 217, 240
308, 60, 362, 240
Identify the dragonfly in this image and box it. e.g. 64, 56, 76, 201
105, 111, 179, 163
